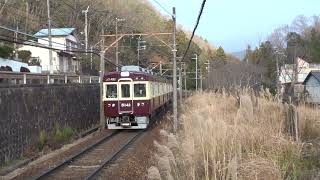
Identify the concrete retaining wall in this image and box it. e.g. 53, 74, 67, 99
0, 84, 99, 165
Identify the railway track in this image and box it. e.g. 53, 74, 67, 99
28, 106, 167, 180
31, 130, 144, 180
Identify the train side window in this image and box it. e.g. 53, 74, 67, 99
151, 83, 154, 96
106, 84, 117, 98
121, 84, 130, 98
134, 84, 146, 97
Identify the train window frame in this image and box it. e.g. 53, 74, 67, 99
106, 84, 118, 98
155, 82, 158, 96
134, 83, 146, 97
152, 82, 155, 97
121, 84, 131, 98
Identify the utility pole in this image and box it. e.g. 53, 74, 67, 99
14, 26, 18, 60
100, 29, 105, 130
115, 18, 125, 71
276, 54, 280, 96
179, 59, 183, 106
90, 40, 103, 71
160, 61, 162, 74
90, 46, 93, 69
200, 71, 203, 91
137, 37, 146, 67
205, 60, 210, 73
82, 6, 89, 55
183, 63, 187, 93
137, 36, 140, 66
116, 18, 119, 71
192, 54, 198, 91
46, 0, 53, 74
172, 7, 178, 133
25, 1, 29, 38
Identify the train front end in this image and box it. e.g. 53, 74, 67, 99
103, 68, 151, 129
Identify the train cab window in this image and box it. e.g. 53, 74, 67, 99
121, 84, 131, 98
134, 84, 146, 97
106, 84, 117, 98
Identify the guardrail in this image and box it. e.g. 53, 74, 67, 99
0, 71, 100, 85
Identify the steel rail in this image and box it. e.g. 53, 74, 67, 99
32, 131, 120, 180
32, 103, 167, 179
85, 130, 144, 180
85, 110, 163, 179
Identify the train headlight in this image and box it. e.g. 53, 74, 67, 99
108, 103, 116, 108
137, 102, 145, 107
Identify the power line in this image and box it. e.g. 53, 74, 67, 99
0, 35, 121, 68
150, 0, 173, 16
0, 25, 84, 51
0, 34, 88, 54
181, 0, 207, 61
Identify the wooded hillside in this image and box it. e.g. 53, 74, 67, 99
0, 0, 224, 89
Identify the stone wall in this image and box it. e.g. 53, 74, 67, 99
0, 84, 99, 165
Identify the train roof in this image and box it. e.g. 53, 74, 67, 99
120, 65, 154, 75
104, 65, 169, 83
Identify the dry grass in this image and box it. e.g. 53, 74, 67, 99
151, 90, 320, 180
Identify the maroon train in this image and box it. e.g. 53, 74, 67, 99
103, 66, 173, 129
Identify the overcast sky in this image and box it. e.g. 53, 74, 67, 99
149, 0, 320, 53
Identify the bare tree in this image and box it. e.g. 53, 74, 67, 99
204, 60, 264, 91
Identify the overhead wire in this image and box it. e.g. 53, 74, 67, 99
0, 25, 85, 52
0, 34, 121, 68
181, 0, 207, 61
150, 0, 173, 17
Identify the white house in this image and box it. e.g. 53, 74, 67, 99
19, 28, 80, 74
279, 58, 320, 98
303, 71, 320, 104
279, 58, 319, 84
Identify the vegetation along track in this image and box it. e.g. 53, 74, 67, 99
31, 130, 144, 180
28, 105, 167, 180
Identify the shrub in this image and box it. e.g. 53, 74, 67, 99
0, 45, 14, 58
18, 50, 31, 63
38, 130, 47, 151
53, 124, 75, 144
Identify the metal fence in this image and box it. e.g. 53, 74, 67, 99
0, 71, 100, 85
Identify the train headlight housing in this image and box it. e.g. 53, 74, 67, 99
137, 102, 145, 107
108, 103, 116, 108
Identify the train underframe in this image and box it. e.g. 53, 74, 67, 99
107, 114, 150, 129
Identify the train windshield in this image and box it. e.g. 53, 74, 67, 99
121, 84, 131, 98
106, 84, 117, 98
134, 84, 146, 97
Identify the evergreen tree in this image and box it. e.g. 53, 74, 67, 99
0, 45, 13, 59
308, 28, 320, 63
244, 45, 253, 63
215, 46, 226, 61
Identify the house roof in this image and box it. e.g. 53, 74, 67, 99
34, 28, 75, 37
302, 71, 320, 84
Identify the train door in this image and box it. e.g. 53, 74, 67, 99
118, 79, 133, 114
